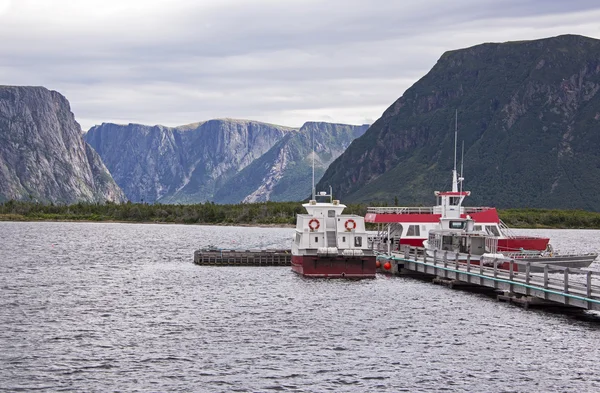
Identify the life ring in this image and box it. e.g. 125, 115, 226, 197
345, 219, 356, 231
308, 218, 320, 231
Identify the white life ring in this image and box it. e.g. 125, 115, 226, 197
345, 219, 356, 231
308, 218, 320, 231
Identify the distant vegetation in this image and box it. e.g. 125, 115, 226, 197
0, 200, 367, 226
499, 208, 600, 229
1, 201, 600, 229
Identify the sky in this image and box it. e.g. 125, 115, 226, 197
1, 0, 600, 131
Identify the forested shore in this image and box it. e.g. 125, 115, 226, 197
1, 201, 600, 229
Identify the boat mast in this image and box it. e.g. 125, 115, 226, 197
452, 110, 458, 192
460, 141, 464, 194
312, 127, 316, 200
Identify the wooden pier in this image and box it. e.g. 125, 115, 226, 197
379, 246, 600, 311
194, 248, 291, 266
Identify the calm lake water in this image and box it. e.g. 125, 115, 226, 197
1, 221, 600, 392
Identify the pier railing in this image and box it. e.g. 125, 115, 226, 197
387, 246, 600, 311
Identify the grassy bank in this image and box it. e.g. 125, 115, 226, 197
1, 201, 599, 229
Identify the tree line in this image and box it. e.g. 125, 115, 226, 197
1, 201, 600, 228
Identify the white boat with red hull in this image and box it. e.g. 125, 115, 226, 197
366, 118, 550, 253
291, 190, 376, 279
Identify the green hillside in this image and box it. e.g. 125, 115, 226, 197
317, 35, 600, 211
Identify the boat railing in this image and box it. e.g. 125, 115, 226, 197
366, 206, 492, 215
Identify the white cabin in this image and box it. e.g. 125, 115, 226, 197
292, 198, 370, 256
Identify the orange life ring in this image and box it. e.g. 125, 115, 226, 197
308, 218, 320, 231
345, 219, 356, 231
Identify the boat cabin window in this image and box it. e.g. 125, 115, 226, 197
449, 221, 465, 229
354, 236, 362, 247
486, 226, 500, 236
473, 225, 482, 231
450, 197, 460, 205
407, 225, 420, 236
328, 210, 336, 217
295, 233, 301, 244
342, 236, 346, 242
442, 235, 453, 251
315, 236, 318, 242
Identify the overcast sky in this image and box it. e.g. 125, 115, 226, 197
1, 0, 600, 131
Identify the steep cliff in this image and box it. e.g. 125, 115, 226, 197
214, 122, 369, 203
84, 119, 295, 203
317, 34, 600, 211
0, 86, 126, 204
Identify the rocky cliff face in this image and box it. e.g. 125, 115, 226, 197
84, 120, 295, 203
317, 34, 600, 211
214, 122, 369, 203
85, 120, 368, 204
0, 86, 126, 204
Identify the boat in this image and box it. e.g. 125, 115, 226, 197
423, 214, 597, 272
291, 188, 377, 278
366, 115, 550, 253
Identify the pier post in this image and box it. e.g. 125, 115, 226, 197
587, 271, 593, 309
509, 261, 514, 293
455, 253, 459, 279
564, 267, 570, 306
543, 265, 549, 300
525, 262, 531, 296
443, 251, 448, 278
466, 254, 471, 273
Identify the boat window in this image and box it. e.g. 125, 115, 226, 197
328, 210, 336, 217
354, 236, 362, 247
450, 197, 460, 205
473, 225, 482, 231
295, 233, 301, 244
315, 236, 318, 242
442, 236, 453, 250
486, 226, 500, 236
449, 221, 465, 229
342, 236, 346, 242
407, 225, 420, 236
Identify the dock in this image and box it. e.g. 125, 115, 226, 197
194, 248, 291, 266
379, 246, 600, 311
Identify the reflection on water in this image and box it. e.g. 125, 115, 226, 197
1, 222, 599, 392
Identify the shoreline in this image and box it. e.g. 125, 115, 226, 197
0, 216, 296, 228
0, 216, 598, 230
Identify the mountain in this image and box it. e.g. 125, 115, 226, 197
317, 34, 600, 211
85, 120, 368, 204
0, 86, 126, 204
213, 122, 369, 203
84, 119, 293, 204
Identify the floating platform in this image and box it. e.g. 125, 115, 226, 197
193, 248, 291, 266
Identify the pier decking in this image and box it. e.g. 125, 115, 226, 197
380, 246, 600, 311
194, 248, 291, 266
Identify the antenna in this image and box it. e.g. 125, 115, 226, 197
460, 140, 465, 193
452, 110, 458, 192
311, 128, 315, 200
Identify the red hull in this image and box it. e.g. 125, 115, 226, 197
497, 237, 549, 252
291, 254, 376, 279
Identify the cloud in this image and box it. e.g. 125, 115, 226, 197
1, 0, 600, 130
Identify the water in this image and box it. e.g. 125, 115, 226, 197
1, 222, 600, 392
